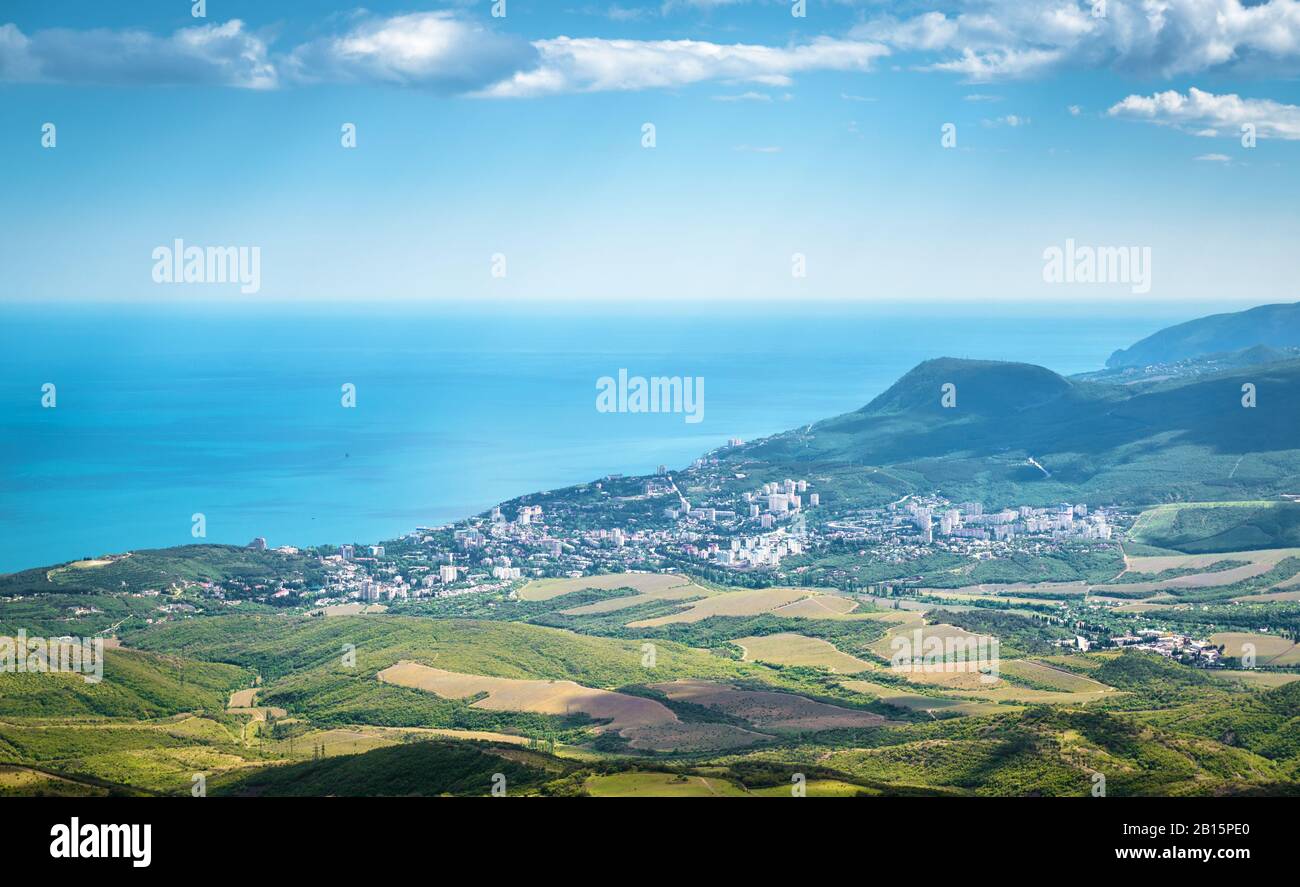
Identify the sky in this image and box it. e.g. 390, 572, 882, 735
1, 0, 1299, 304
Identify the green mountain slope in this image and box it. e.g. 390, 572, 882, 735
215, 739, 564, 797
1130, 501, 1300, 553
0, 647, 249, 719
1107, 301, 1300, 368
731, 357, 1300, 506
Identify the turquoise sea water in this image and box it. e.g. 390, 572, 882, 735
0, 301, 1237, 572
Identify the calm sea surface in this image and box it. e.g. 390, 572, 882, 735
0, 301, 1233, 571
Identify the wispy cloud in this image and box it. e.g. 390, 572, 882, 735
1108, 87, 1300, 140
714, 91, 773, 102
982, 114, 1030, 127
0, 19, 276, 88
0, 13, 890, 98
855, 0, 1300, 81
477, 34, 889, 98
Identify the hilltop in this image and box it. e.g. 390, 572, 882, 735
723, 356, 1300, 507
1107, 302, 1300, 369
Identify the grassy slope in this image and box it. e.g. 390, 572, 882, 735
0, 647, 249, 719
1131, 501, 1300, 553
0, 545, 328, 597
215, 739, 563, 797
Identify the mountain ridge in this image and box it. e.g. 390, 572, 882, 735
1106, 301, 1300, 369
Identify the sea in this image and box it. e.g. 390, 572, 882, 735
0, 300, 1242, 572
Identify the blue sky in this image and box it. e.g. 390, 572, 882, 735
2, 0, 1299, 303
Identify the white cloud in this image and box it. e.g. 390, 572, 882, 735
1107, 87, 1300, 140
284, 11, 535, 92
714, 91, 773, 101
1195, 152, 1232, 161
0, 19, 276, 88
982, 113, 1030, 127
1068, 104, 1081, 116
476, 35, 889, 98
924, 47, 1063, 80
0, 12, 888, 98
856, 0, 1300, 81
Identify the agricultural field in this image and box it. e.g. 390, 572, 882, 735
560, 581, 710, 616
1209, 632, 1300, 666
583, 772, 751, 797
838, 679, 1007, 717
771, 595, 859, 617
376, 660, 766, 752
519, 573, 696, 602
1094, 548, 1299, 596
4, 542, 1300, 797
625, 587, 809, 627
867, 622, 986, 662
734, 633, 872, 673
1210, 671, 1300, 689
1129, 502, 1300, 554
648, 680, 889, 732
377, 661, 676, 732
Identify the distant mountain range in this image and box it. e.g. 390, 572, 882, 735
719, 303, 1300, 508
1106, 301, 1300, 368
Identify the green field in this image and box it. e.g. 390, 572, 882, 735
1130, 502, 1300, 553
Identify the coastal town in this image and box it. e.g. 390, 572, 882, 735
113, 449, 1284, 673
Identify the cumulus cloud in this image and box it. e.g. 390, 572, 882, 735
474, 35, 889, 98
283, 11, 535, 92
0, 12, 888, 98
17, 2, 1295, 99
855, 0, 1300, 81
1107, 87, 1300, 140
0, 19, 275, 88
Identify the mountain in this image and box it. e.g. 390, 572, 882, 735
1106, 302, 1300, 369
1077, 344, 1300, 388
728, 356, 1300, 507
